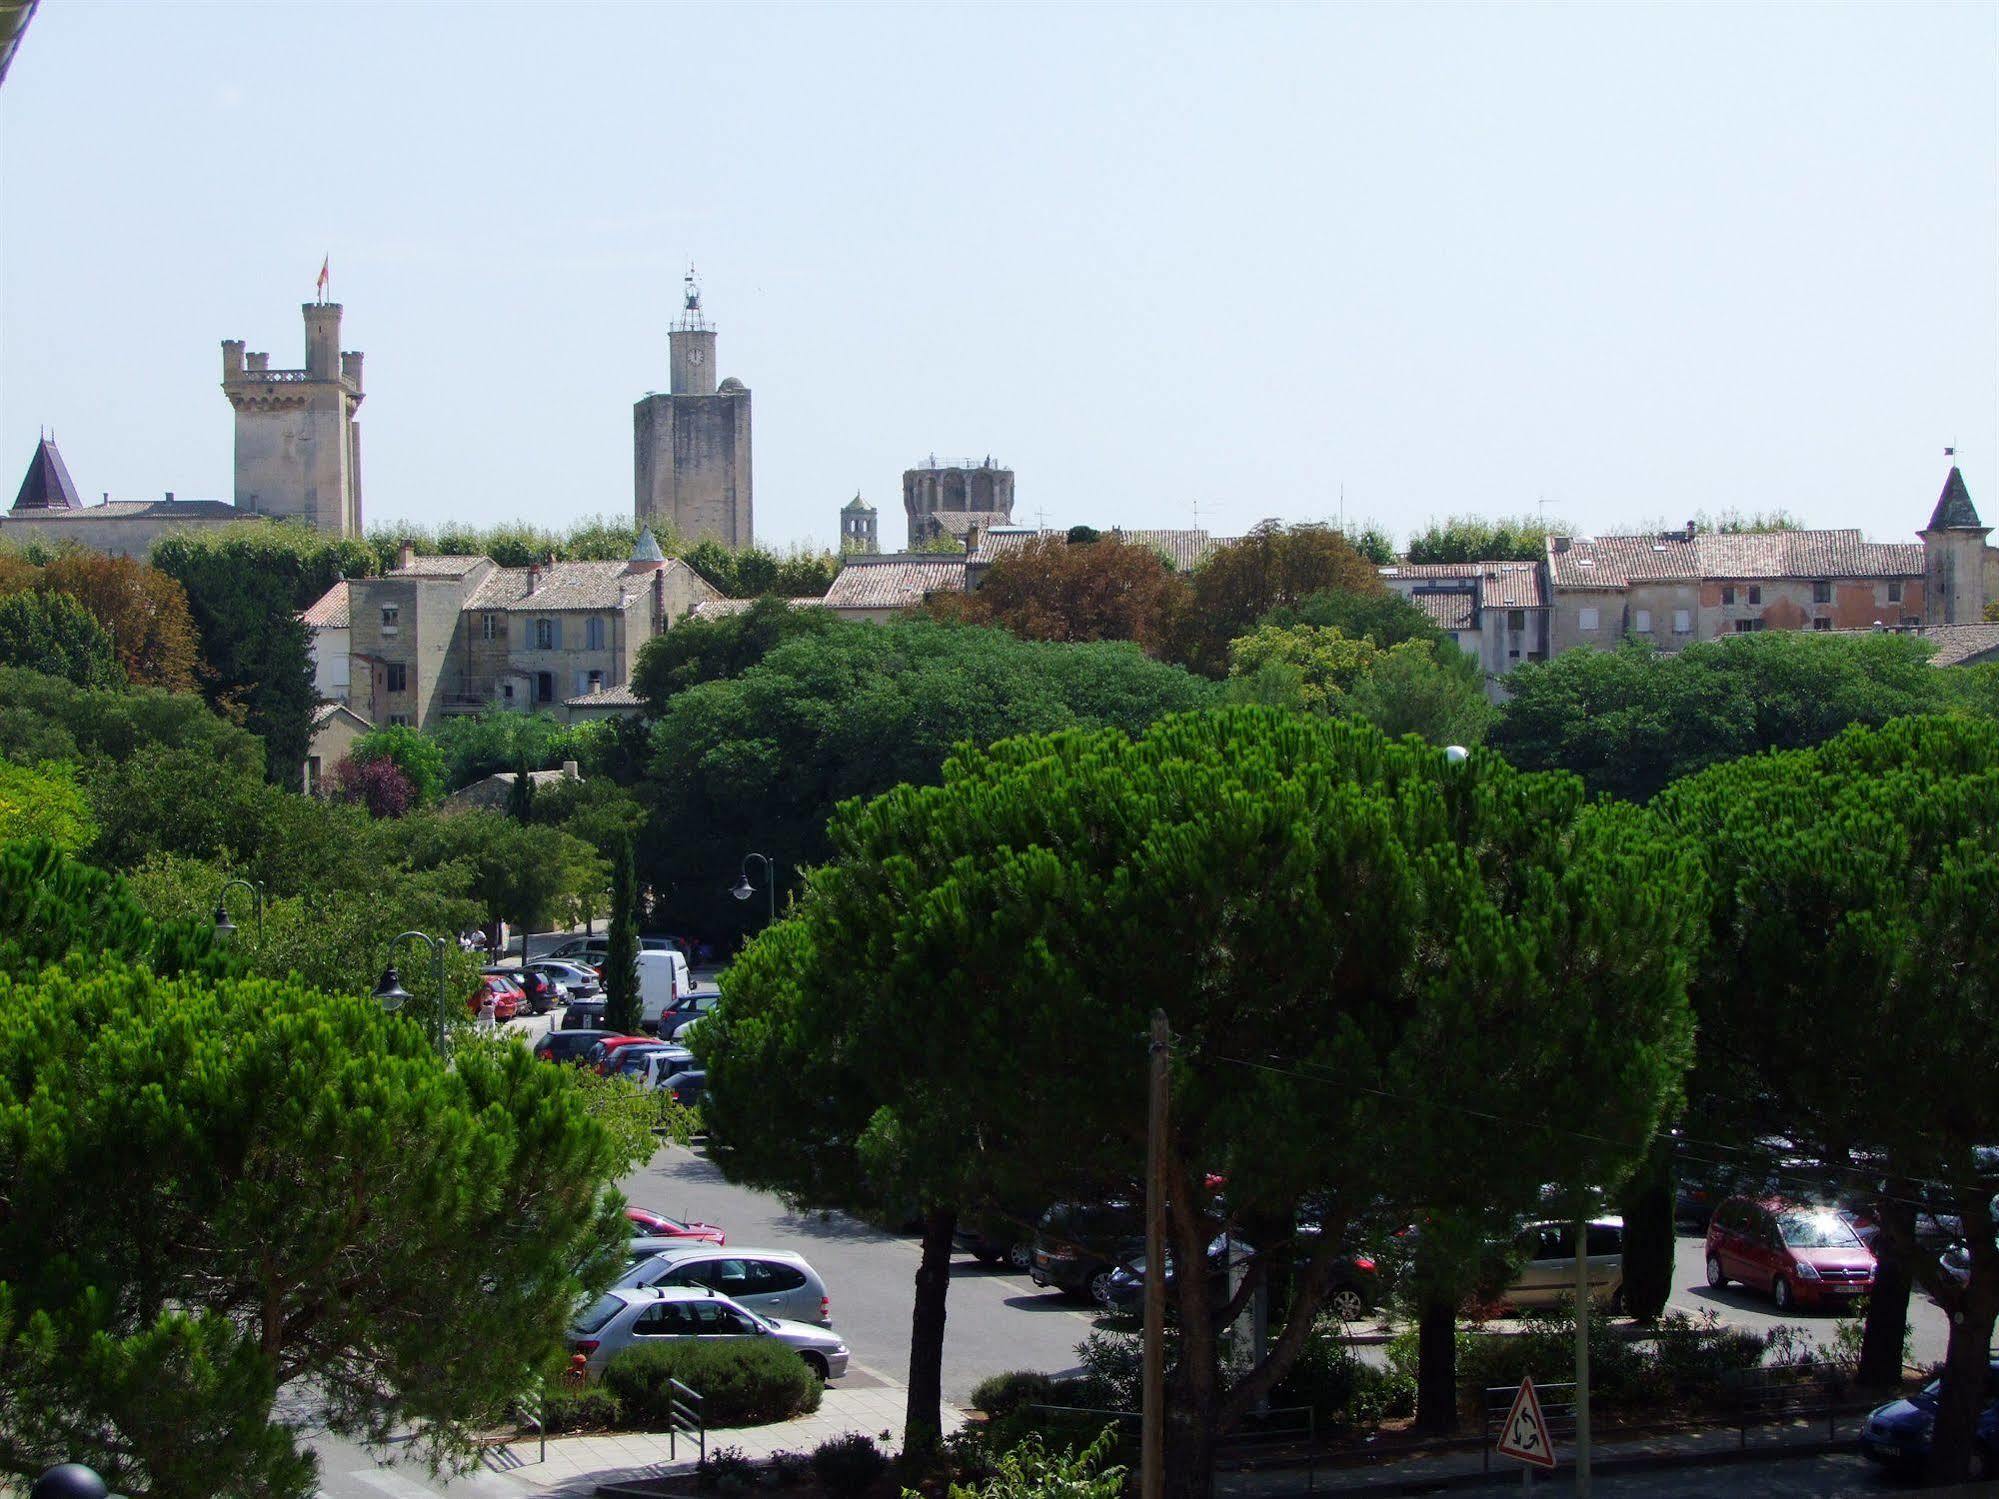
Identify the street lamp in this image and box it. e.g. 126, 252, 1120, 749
31, 1466, 110, 1499
374, 930, 449, 1058
731, 852, 776, 924
1443, 744, 1470, 765
212, 877, 265, 941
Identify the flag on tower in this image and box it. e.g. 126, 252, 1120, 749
316, 256, 330, 300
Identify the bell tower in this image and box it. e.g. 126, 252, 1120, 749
1920, 459, 1990, 626
635, 267, 753, 546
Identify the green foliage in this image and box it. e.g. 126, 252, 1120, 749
810, 1433, 891, 1497
0, 761, 95, 853
1226, 625, 1383, 713
364, 515, 641, 569
1225, 627, 1493, 745
1342, 523, 1397, 568
604, 833, 641, 1034
427, 711, 586, 792
507, 763, 538, 823
684, 540, 842, 599
600, 1340, 822, 1429
564, 1069, 699, 1171
0, 550, 201, 691
352, 724, 448, 806
401, 809, 609, 939
634, 596, 839, 712
0, 955, 631, 1491
151, 524, 365, 785
1269, 1323, 1415, 1429
0, 665, 263, 775
1490, 632, 1972, 800
925, 1426, 1127, 1499
1405, 514, 1563, 565
642, 618, 1217, 945
971, 1371, 1061, 1419
0, 590, 123, 688
1261, 587, 1444, 648
1618, 1136, 1677, 1322
539, 1384, 622, 1434
0, 840, 238, 985
1168, 521, 1387, 675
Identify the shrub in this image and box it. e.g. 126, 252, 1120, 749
970, 1371, 1059, 1419
767, 1449, 812, 1487
1270, 1321, 1413, 1429
811, 1433, 890, 1498
938, 1425, 1128, 1499
602, 1340, 821, 1429
700, 1445, 762, 1492
540, 1385, 621, 1434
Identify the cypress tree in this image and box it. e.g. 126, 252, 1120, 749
603, 833, 640, 1034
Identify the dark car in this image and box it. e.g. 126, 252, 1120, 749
661, 1068, 706, 1108
608, 1042, 687, 1081
533, 1029, 614, 1064
1858, 1359, 1999, 1479
1103, 1235, 1380, 1321
955, 1205, 1042, 1271
1031, 1201, 1143, 1304
561, 997, 610, 1030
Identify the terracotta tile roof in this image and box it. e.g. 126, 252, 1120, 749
1112, 528, 1225, 573
466, 560, 651, 612
1379, 562, 1486, 579
299, 579, 351, 629
1412, 593, 1475, 631
968, 527, 1051, 567
821, 555, 968, 610
387, 553, 489, 578
1921, 623, 1999, 666
9, 497, 239, 521
1548, 530, 1923, 588
563, 682, 644, 707
685, 597, 823, 622
934, 509, 1017, 537
1478, 563, 1545, 609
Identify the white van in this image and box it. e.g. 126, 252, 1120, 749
636, 949, 694, 1032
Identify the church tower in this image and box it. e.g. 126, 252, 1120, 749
221, 301, 364, 537
1920, 461, 1990, 626
635, 268, 753, 548
840, 493, 879, 555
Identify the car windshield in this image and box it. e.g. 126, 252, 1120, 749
1777, 1212, 1859, 1249
573, 1294, 626, 1334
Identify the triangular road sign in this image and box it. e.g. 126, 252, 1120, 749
1495, 1375, 1557, 1469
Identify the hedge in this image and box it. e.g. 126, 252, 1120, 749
602, 1340, 822, 1428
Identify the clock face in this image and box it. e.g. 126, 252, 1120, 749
688, 349, 705, 366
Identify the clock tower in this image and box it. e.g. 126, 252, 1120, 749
635, 268, 753, 546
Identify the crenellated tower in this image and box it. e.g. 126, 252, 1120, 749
221, 302, 364, 536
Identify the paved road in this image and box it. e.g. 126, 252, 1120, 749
1485, 1450, 1966, 1496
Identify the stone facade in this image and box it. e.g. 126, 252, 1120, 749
903, 458, 1013, 546
304, 703, 372, 796
839, 494, 879, 555
1379, 562, 1550, 698
634, 278, 752, 547
223, 302, 365, 536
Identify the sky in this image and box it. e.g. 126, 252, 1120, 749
2, 3, 1994, 555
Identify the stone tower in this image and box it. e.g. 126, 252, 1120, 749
903, 456, 1014, 546
221, 302, 364, 537
839, 493, 879, 555
634, 269, 753, 548
1920, 463, 1990, 625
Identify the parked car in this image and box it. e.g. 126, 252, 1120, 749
534, 1029, 615, 1065
1500, 1219, 1626, 1312
656, 990, 720, 1040
528, 959, 601, 1000
1032, 1200, 1143, 1304
616, 1246, 830, 1325
589, 1036, 660, 1073
1858, 1359, 1999, 1479
505, 966, 558, 1016
567, 1286, 848, 1381
561, 997, 609, 1030
469, 973, 522, 1022
660, 1068, 706, 1107
625, 1206, 726, 1245
547, 935, 681, 967
1705, 1199, 1876, 1310
606, 1042, 684, 1080
639, 1048, 697, 1089
955, 1205, 1042, 1271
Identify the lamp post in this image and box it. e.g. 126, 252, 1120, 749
731, 852, 776, 925
373, 930, 449, 1058
212, 877, 266, 942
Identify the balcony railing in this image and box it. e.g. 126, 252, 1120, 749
239, 368, 311, 383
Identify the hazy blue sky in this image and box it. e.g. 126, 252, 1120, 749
3, 3, 1993, 553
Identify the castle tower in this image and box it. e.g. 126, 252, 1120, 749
839, 493, 879, 555
634, 268, 753, 548
902, 455, 1014, 546
221, 302, 364, 537
1920, 462, 1990, 625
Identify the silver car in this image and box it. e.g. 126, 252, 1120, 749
617, 1245, 830, 1325
1503, 1218, 1625, 1311
568, 1285, 848, 1380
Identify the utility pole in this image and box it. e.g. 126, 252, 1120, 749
1142, 1010, 1170, 1499
1574, 1210, 1592, 1497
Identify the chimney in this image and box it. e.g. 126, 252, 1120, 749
164, 491, 174, 503
526, 562, 540, 594
1551, 536, 1572, 554
1685, 520, 1697, 541
562, 759, 581, 777
396, 540, 415, 571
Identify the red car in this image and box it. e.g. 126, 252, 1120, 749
591, 1035, 660, 1073
1705, 1197, 1876, 1311
469, 974, 523, 1023
625, 1206, 726, 1245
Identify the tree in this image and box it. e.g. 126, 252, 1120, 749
926, 535, 1188, 651
1490, 631, 1966, 801
506, 762, 537, 823
1656, 717, 1999, 1483
1226, 625, 1384, 713
0, 951, 631, 1494
0, 665, 263, 774
631, 596, 837, 713
704, 709, 1704, 1493
1405, 514, 1565, 565
402, 811, 608, 944
0, 840, 237, 984
1259, 587, 1445, 649
351, 723, 448, 806
682, 540, 840, 598
426, 711, 581, 792
0, 591, 122, 688
1166, 522, 1386, 675
0, 552, 200, 691
641, 619, 1217, 947
602, 834, 640, 1034
0, 761, 94, 853
328, 754, 417, 818
1225, 627, 1494, 746
1342, 522, 1397, 567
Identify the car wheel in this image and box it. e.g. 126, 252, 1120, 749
1706, 1254, 1727, 1289
1086, 1267, 1117, 1306
1007, 1241, 1033, 1271
1771, 1275, 1793, 1311
1327, 1286, 1367, 1323
974, 1249, 1003, 1266
1609, 1283, 1626, 1315
801, 1352, 829, 1381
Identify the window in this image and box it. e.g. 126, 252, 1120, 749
379, 604, 399, 637
1633, 609, 1652, 634
385, 662, 407, 693
534, 618, 555, 650
481, 613, 497, 640
1887, 580, 1903, 603
387, 714, 409, 727
586, 615, 606, 651
1577, 607, 1600, 631
1813, 617, 1832, 631
305, 755, 322, 795
1506, 609, 1525, 631
1812, 580, 1833, 604
1673, 609, 1692, 634
1748, 585, 1762, 605
502, 682, 515, 703
1721, 586, 1735, 606
536, 671, 554, 703
1733, 619, 1765, 634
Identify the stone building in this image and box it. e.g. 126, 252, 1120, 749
634, 271, 753, 547
903, 456, 1014, 546
839, 494, 879, 555
300, 578, 352, 702
327, 530, 719, 729
2, 434, 240, 557
1378, 561, 1550, 692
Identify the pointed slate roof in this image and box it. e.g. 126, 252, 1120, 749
12, 436, 82, 512
631, 527, 666, 564
842, 493, 875, 513
1926, 467, 1986, 532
